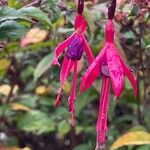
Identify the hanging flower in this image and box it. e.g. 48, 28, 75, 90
80, 20, 137, 147
52, 13, 94, 126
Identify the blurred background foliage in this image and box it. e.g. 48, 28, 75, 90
0, 0, 150, 150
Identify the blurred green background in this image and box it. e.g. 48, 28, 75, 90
0, 0, 150, 150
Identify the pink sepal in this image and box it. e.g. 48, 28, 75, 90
82, 35, 94, 64
120, 59, 137, 97
77, 19, 87, 34
52, 32, 76, 66
60, 57, 75, 85
74, 14, 84, 29
106, 44, 124, 97
80, 47, 106, 93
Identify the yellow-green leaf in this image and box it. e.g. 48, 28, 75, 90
0, 84, 18, 96
20, 27, 48, 47
62, 80, 70, 94
0, 59, 11, 71
35, 85, 56, 95
10, 103, 31, 111
111, 131, 150, 150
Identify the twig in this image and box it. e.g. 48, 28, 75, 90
5, 83, 15, 103
130, 14, 150, 125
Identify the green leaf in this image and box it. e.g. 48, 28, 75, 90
17, 94, 38, 108
0, 20, 27, 40
18, 6, 52, 27
17, 110, 55, 134
73, 143, 91, 150
75, 88, 97, 117
84, 8, 96, 43
8, 0, 21, 9
34, 53, 53, 82
0, 7, 27, 22
58, 120, 70, 138
129, 4, 140, 16
136, 145, 150, 150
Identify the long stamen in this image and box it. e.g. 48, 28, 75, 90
96, 77, 111, 148
54, 88, 62, 107
68, 61, 78, 126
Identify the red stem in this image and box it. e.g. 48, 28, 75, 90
78, 0, 84, 14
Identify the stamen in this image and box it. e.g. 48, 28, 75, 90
96, 78, 110, 146
68, 61, 77, 126
95, 142, 105, 150
54, 88, 62, 107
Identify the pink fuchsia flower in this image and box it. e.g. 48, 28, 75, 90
52, 13, 94, 126
80, 20, 137, 147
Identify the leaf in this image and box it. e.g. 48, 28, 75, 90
35, 85, 49, 95
58, 120, 70, 138
111, 131, 150, 150
136, 145, 150, 150
129, 4, 140, 16
0, 84, 18, 96
34, 53, 53, 82
17, 94, 38, 108
84, 8, 96, 43
0, 146, 31, 150
73, 143, 91, 150
0, 7, 25, 22
35, 85, 56, 96
0, 58, 11, 71
20, 27, 48, 47
17, 110, 55, 134
18, 6, 52, 27
62, 80, 71, 94
0, 20, 27, 40
10, 103, 31, 111
55, 107, 69, 119
75, 88, 97, 117
8, 0, 21, 9
53, 17, 65, 28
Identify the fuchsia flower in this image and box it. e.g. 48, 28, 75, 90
80, 19, 137, 147
52, 13, 94, 126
